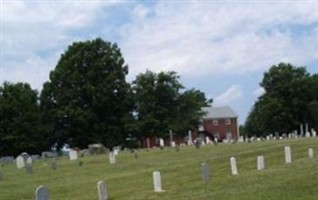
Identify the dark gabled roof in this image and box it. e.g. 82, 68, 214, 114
202, 106, 238, 119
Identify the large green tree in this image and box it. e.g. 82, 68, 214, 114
132, 70, 211, 139
245, 63, 318, 136
0, 82, 45, 156
40, 38, 132, 149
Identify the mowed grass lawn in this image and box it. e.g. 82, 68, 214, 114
0, 138, 317, 200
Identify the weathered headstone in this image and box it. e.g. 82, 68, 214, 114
35, 185, 49, 200
201, 162, 209, 183
257, 156, 265, 170
27, 157, 33, 165
26, 163, 33, 175
69, 150, 78, 160
230, 157, 238, 175
188, 130, 193, 145
97, 180, 108, 200
285, 146, 292, 163
159, 138, 164, 147
108, 152, 116, 164
16, 155, 25, 169
308, 148, 314, 158
153, 171, 163, 192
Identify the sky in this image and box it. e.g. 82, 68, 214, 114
1, 0, 318, 125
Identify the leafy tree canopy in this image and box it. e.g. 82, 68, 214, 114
0, 82, 45, 156
40, 38, 132, 149
245, 63, 318, 136
132, 70, 212, 138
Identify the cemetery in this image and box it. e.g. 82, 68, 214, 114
0, 137, 317, 200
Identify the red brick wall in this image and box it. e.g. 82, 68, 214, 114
203, 118, 238, 141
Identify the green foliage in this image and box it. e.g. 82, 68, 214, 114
40, 38, 132, 149
245, 63, 318, 136
132, 70, 212, 138
0, 82, 46, 156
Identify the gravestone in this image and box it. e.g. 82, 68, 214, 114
113, 146, 121, 156
206, 136, 211, 144
201, 162, 209, 183
188, 130, 193, 145
35, 185, 49, 200
109, 152, 116, 164
153, 171, 163, 192
159, 138, 164, 147
311, 129, 317, 137
97, 180, 108, 200
308, 148, 314, 158
230, 157, 238, 175
69, 150, 78, 160
171, 141, 176, 147
285, 146, 292, 163
257, 156, 265, 170
26, 163, 33, 175
27, 157, 33, 165
16, 155, 25, 169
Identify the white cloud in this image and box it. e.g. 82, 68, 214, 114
214, 85, 243, 106
1, 0, 124, 89
1, 0, 317, 92
120, 1, 318, 78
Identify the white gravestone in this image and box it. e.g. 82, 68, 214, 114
206, 136, 211, 144
97, 180, 108, 200
308, 148, 314, 158
16, 156, 25, 169
35, 185, 49, 200
171, 141, 176, 147
69, 150, 78, 160
159, 138, 164, 147
109, 152, 116, 164
285, 146, 292, 163
311, 129, 317, 137
230, 157, 238, 175
153, 171, 163, 192
257, 156, 265, 170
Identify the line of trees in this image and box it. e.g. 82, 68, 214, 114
0, 38, 212, 156
243, 63, 318, 137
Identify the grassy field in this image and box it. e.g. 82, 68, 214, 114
0, 138, 317, 200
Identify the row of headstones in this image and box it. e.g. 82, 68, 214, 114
35, 180, 109, 200
33, 146, 315, 200
229, 146, 314, 175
